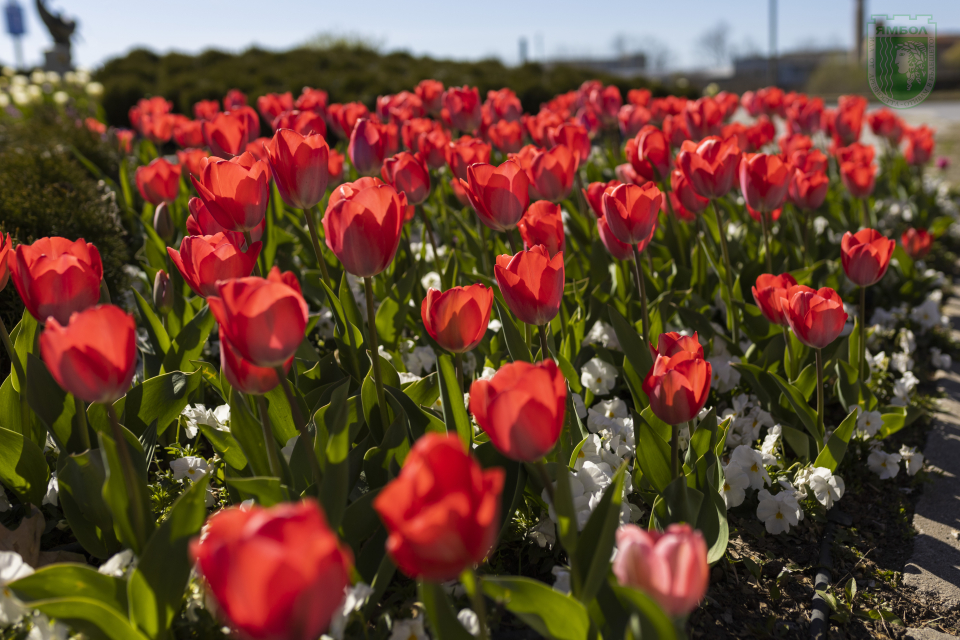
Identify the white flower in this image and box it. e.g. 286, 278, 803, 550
870, 307, 897, 329
52, 91, 68, 105
891, 352, 914, 374
0, 552, 35, 623
677, 423, 691, 452
582, 321, 621, 351
28, 614, 69, 640
892, 371, 919, 406
457, 609, 480, 637
867, 450, 902, 479
463, 352, 477, 377
377, 345, 393, 361
42, 473, 58, 506
572, 393, 587, 419
389, 618, 428, 640
857, 410, 883, 438
213, 404, 231, 428
756, 489, 802, 534
551, 566, 572, 595
898, 329, 916, 355
420, 271, 441, 291
85, 81, 103, 97
708, 356, 741, 393
529, 512, 557, 548
181, 403, 229, 438
281, 436, 298, 461
581, 357, 618, 395
910, 298, 941, 331
730, 445, 772, 490
403, 345, 437, 376
799, 467, 845, 509
761, 425, 781, 456
931, 347, 952, 370
866, 350, 888, 374
899, 445, 924, 476
480, 366, 497, 381
328, 582, 374, 640
398, 372, 421, 385
97, 549, 137, 578
170, 457, 209, 481
721, 463, 749, 508
487, 318, 502, 333
813, 216, 828, 235
316, 308, 336, 339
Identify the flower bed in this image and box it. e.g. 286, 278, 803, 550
0, 75, 956, 640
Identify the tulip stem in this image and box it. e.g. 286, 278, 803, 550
661, 183, 687, 269
106, 405, 148, 545
275, 368, 324, 490
463, 568, 491, 640
74, 396, 90, 452
254, 394, 284, 479
420, 207, 445, 278
859, 286, 867, 387
364, 277, 390, 442
759, 210, 773, 272
454, 353, 464, 395
670, 424, 680, 479
631, 246, 649, 344
815, 348, 825, 442
307, 205, 332, 288
243, 231, 262, 278
711, 201, 740, 344
538, 324, 551, 361
782, 327, 796, 381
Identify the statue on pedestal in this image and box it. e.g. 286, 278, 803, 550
35, 0, 75, 73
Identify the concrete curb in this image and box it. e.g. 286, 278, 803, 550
902, 298, 960, 636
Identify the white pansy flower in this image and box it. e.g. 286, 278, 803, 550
328, 582, 374, 640
420, 271, 441, 291
761, 424, 781, 456
181, 403, 229, 438
0, 552, 35, 623
708, 356, 741, 393
572, 393, 587, 419
582, 321, 621, 351
97, 549, 137, 578
799, 467, 845, 509
857, 410, 883, 438
581, 357, 618, 395
27, 614, 69, 640
899, 445, 924, 476
487, 318, 502, 333
910, 298, 941, 331
398, 372, 421, 385
213, 404, 231, 428
529, 513, 557, 548
867, 450, 902, 480
892, 371, 919, 406
721, 463, 749, 508
891, 352, 914, 374
389, 618, 428, 640
730, 445, 773, 490
898, 329, 916, 354
42, 473, 58, 506
457, 609, 480, 638
931, 347, 952, 370
480, 366, 497, 381
170, 457, 209, 481
866, 350, 888, 373
756, 489, 802, 534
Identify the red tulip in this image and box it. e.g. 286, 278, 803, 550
788, 150, 830, 211
177, 148, 210, 179
11, 237, 102, 325
193, 99, 219, 121
346, 118, 387, 176
219, 329, 292, 395
142, 114, 176, 144
135, 157, 182, 205
548, 122, 591, 166
715, 91, 740, 121
778, 133, 813, 158
0, 234, 10, 292
841, 229, 894, 287
668, 192, 696, 222
272, 110, 327, 138
328, 149, 344, 186
751, 273, 799, 326
904, 125, 935, 166
615, 162, 645, 187
374, 434, 504, 582
223, 89, 247, 111
446, 136, 492, 182
327, 102, 370, 139
208, 267, 308, 368
628, 125, 671, 183
256, 92, 293, 125
265, 129, 330, 211
84, 117, 106, 136
627, 89, 652, 107
530, 145, 577, 202
191, 152, 271, 232
618, 104, 651, 138
234, 106, 262, 146
381, 151, 431, 205
486, 119, 524, 154
601, 183, 662, 249
786, 96, 824, 135
461, 159, 530, 232
421, 284, 493, 354
39, 304, 135, 404
518, 201, 565, 256
416, 79, 445, 115
484, 88, 523, 122
115, 129, 134, 154
494, 245, 564, 327
661, 114, 690, 148
832, 95, 866, 147
838, 159, 876, 199
739, 153, 794, 214
901, 227, 932, 260
202, 111, 250, 159
780, 285, 848, 349
442, 86, 482, 132
186, 197, 263, 246
449, 176, 470, 206
655, 331, 705, 359
670, 169, 709, 215
469, 359, 566, 462
684, 97, 723, 140
523, 110, 564, 146
582, 180, 621, 218
597, 216, 635, 260
190, 500, 353, 640
642, 331, 711, 425
172, 118, 204, 148
168, 233, 262, 298
613, 523, 709, 617
295, 88, 328, 114
323, 179, 405, 277
867, 109, 904, 144
676, 135, 742, 199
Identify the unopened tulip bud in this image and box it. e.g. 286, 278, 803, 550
153, 269, 173, 313
153, 202, 174, 241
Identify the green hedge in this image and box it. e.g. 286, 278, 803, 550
95, 44, 687, 126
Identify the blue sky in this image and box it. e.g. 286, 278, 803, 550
3, 0, 959, 70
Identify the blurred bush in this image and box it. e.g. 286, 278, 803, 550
95, 43, 685, 126
0, 106, 130, 336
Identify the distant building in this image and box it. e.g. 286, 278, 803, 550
726, 49, 846, 92
547, 53, 647, 79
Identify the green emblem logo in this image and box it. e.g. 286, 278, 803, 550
868, 14, 936, 109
